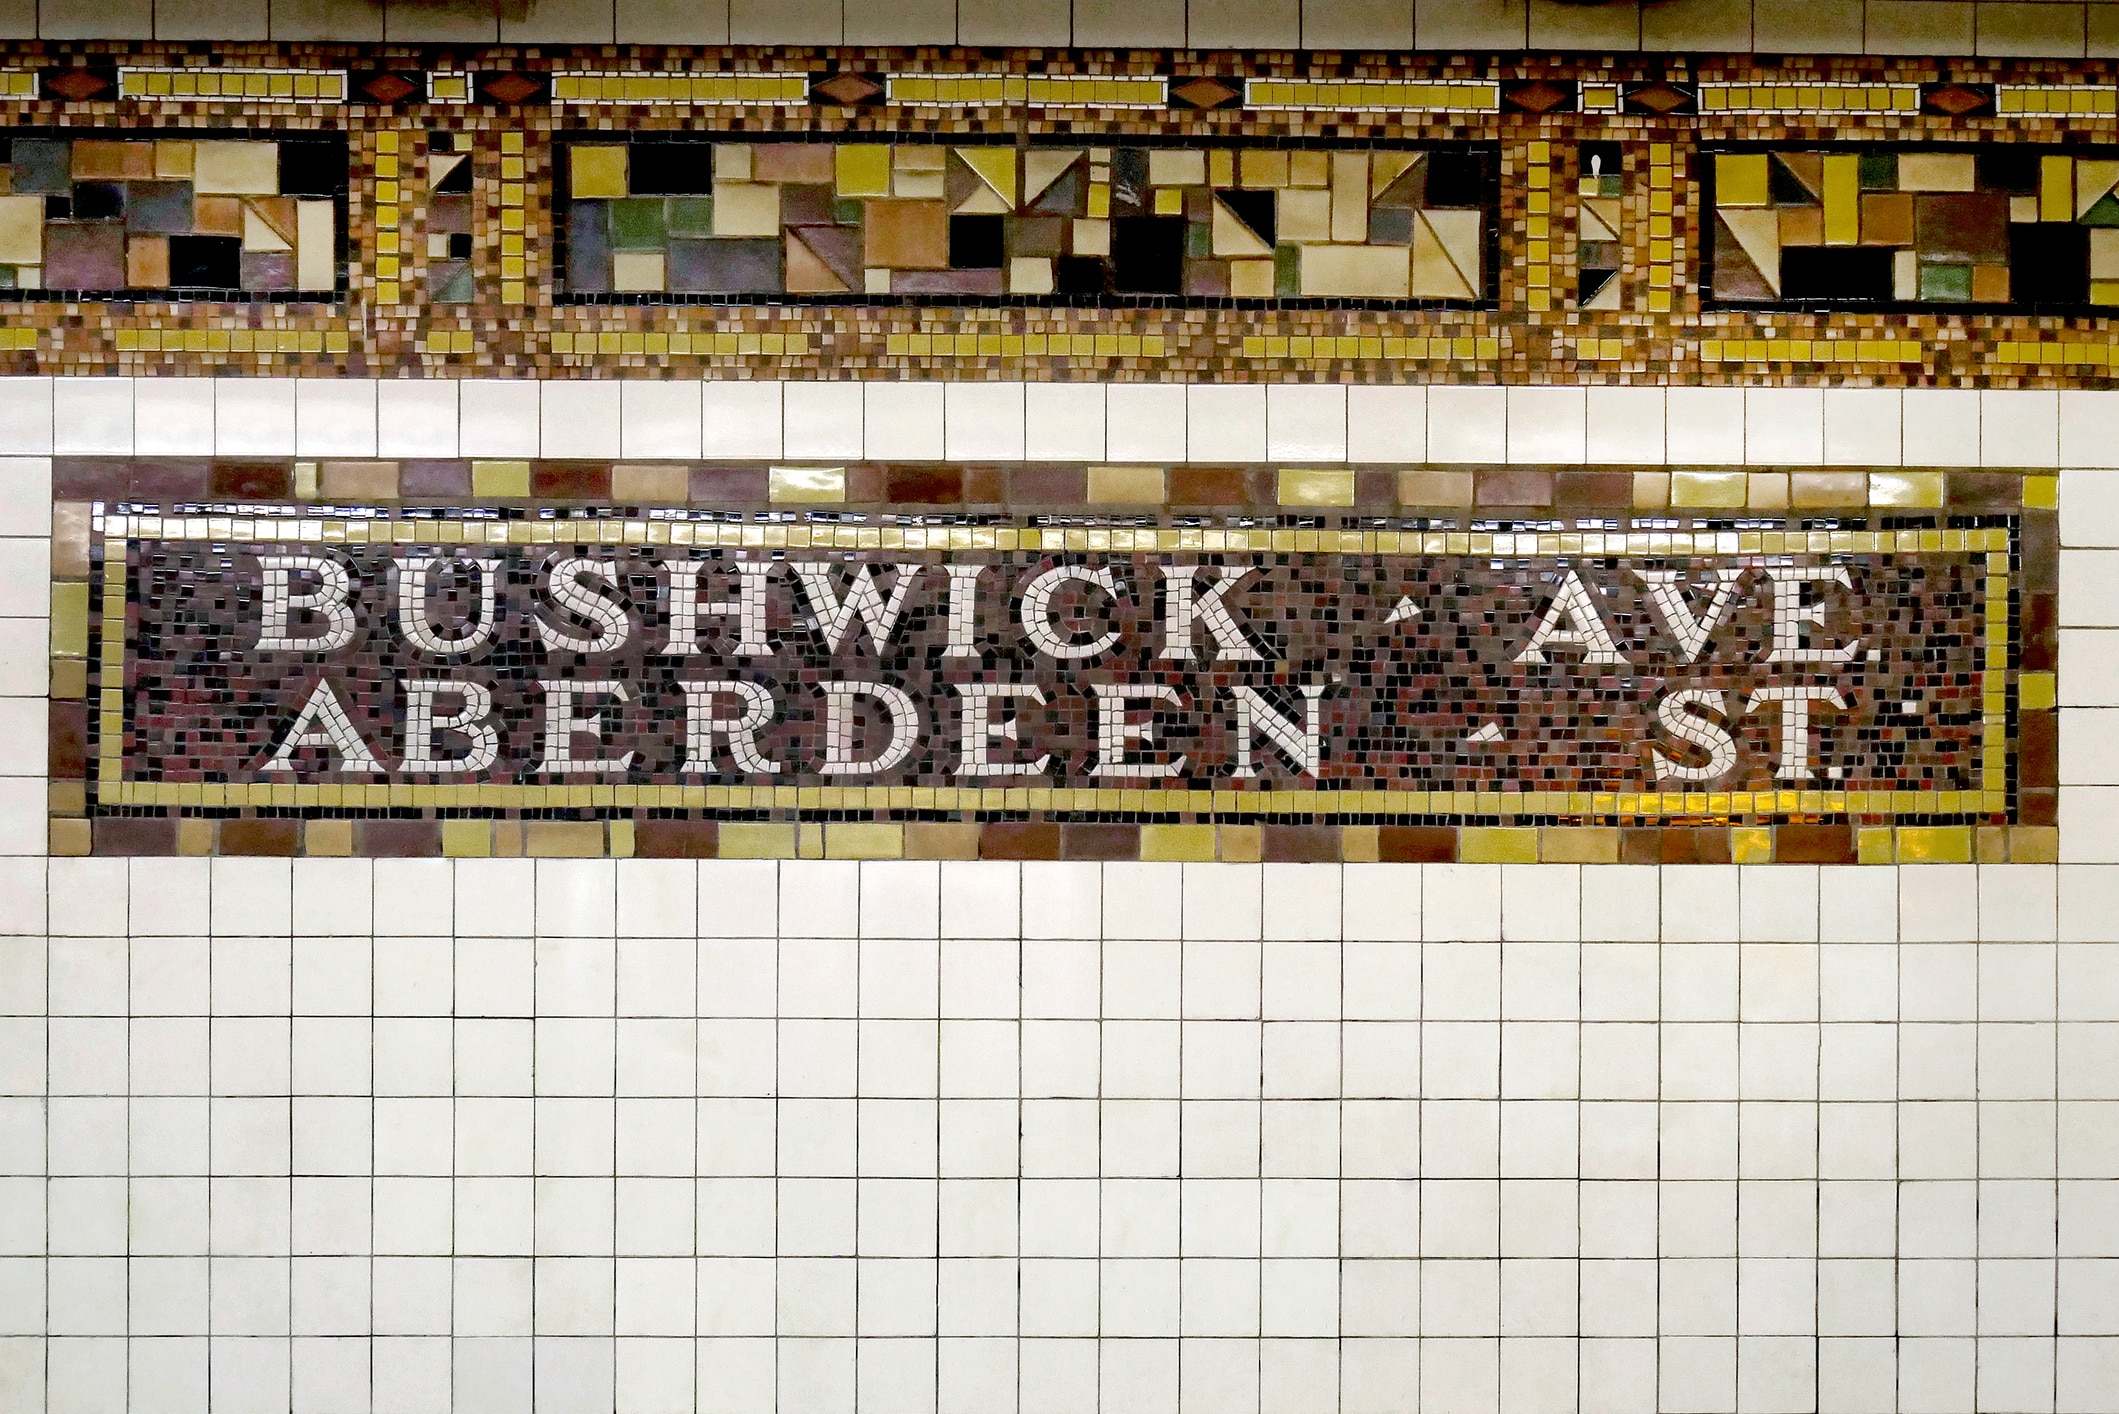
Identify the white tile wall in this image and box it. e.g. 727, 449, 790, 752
14, 374, 2119, 1413
31, 378, 2110, 469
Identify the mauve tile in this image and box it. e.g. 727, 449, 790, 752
669, 237, 781, 294
2022, 595, 2055, 670
1476, 469, 1555, 506
399, 460, 471, 497
2023, 516, 2058, 591
1555, 470, 1633, 508
1062, 823, 1138, 859
45, 223, 127, 289
125, 460, 211, 499
208, 462, 292, 499
1008, 466, 1086, 504
689, 465, 768, 504
355, 820, 442, 857
53, 458, 137, 498
844, 464, 886, 503
982, 822, 1063, 859
94, 818, 177, 856
239, 250, 296, 292
1355, 470, 1396, 510
1263, 824, 1340, 862
49, 701, 85, 776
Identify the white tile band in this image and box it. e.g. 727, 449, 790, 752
16, 377, 2119, 467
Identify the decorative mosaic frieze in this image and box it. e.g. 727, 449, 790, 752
886, 74, 1168, 108
559, 136, 1497, 303
117, 67, 345, 103
48, 460, 2057, 861
1709, 145, 2119, 309
0, 132, 343, 299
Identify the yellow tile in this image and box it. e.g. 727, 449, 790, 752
1537, 827, 1618, 864
1791, 471, 1866, 508
1896, 825, 1972, 864
836, 144, 891, 198
49, 660, 85, 699
1218, 825, 1264, 863
1288, 151, 1329, 188
1856, 827, 1895, 864
1977, 825, 2009, 865
304, 820, 354, 856
1460, 827, 1537, 864
2043, 154, 2074, 222
569, 144, 629, 198
1671, 469, 1747, 508
1141, 825, 1215, 862
719, 822, 798, 858
2020, 672, 2056, 711
49, 818, 90, 857
1868, 471, 1944, 508
525, 821, 607, 857
49, 582, 89, 657
1899, 152, 1977, 192
824, 823, 904, 859
193, 140, 280, 196
1340, 825, 1379, 862
471, 460, 531, 497
442, 820, 493, 857
1822, 153, 1860, 245
2009, 826, 2059, 864
770, 465, 846, 503
1240, 149, 1289, 188
1278, 468, 1356, 506
1714, 152, 1769, 207
2024, 475, 2058, 508
1087, 465, 1166, 504
1730, 827, 1773, 864
0, 195, 40, 266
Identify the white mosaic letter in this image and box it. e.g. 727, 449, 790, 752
264, 677, 381, 774
396, 554, 500, 656
538, 557, 634, 654
663, 559, 774, 658
953, 682, 1051, 777
1651, 687, 1738, 782
401, 677, 499, 774
818, 680, 921, 776
255, 553, 357, 654
1159, 563, 1262, 662
538, 678, 636, 774
1021, 564, 1127, 661
678, 681, 781, 776
1515, 568, 1627, 665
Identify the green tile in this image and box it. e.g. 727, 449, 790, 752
1274, 243, 1300, 297
666, 196, 714, 238
1919, 261, 1971, 301
1859, 151, 1897, 191
610, 197, 668, 250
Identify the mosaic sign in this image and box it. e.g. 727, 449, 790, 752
91, 509, 2016, 829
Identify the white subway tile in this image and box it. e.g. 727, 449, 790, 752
619, 381, 703, 460
2061, 710, 2119, 785
1822, 388, 1901, 467
1745, 387, 1824, 465
52, 380, 133, 457
1024, 384, 1107, 461
944, 382, 1026, 461
1106, 385, 1188, 462
1666, 387, 1745, 464
1505, 386, 1587, 465
1901, 389, 1981, 468
1982, 389, 2061, 468
2060, 391, 2119, 468
1187, 385, 1266, 462
701, 381, 784, 459
0, 379, 51, 456
213, 378, 296, 457
1426, 386, 1507, 463
133, 379, 214, 456
1585, 386, 1666, 464
540, 382, 623, 459
864, 383, 946, 460
374, 380, 459, 458
1266, 384, 1349, 462
293, 378, 378, 458
1346, 385, 1426, 463
782, 383, 863, 460
458, 380, 540, 458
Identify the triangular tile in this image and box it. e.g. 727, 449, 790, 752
1212, 194, 1274, 258
1772, 153, 1824, 204
789, 224, 862, 290
2082, 193, 2119, 227
785, 231, 850, 292
1712, 213, 1776, 299
1373, 154, 1427, 209
430, 152, 469, 193
1023, 151, 1083, 209
1579, 268, 1620, 309
2079, 160, 2119, 219
1718, 207, 1781, 295
955, 147, 1015, 206
1028, 165, 1083, 216
1581, 198, 1620, 242
242, 200, 296, 252
1411, 210, 1477, 299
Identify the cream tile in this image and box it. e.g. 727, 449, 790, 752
2060, 786, 2119, 862
1982, 390, 2060, 468
1666, 386, 1745, 464
1500, 864, 1580, 941
1640, 0, 1751, 48
44, 0, 150, 36
1107, 385, 1188, 461
960, 0, 1071, 42
1505, 385, 1586, 464
1187, 385, 1267, 461
2060, 392, 2119, 469
1025, 384, 1107, 460
2061, 470, 2119, 547
1661, 866, 1740, 944
1301, 0, 1413, 46
458, 379, 540, 457
498, 0, 615, 40
1075, 0, 1187, 43
214, 378, 296, 456
132, 378, 213, 456
1346, 385, 1426, 462
615, 0, 726, 41
1976, 1, 2086, 56
294, 379, 378, 458
782, 383, 863, 460
52, 379, 133, 457
1103, 862, 1184, 941
376, 380, 459, 458
2058, 863, 2119, 938
158, 0, 268, 38
1189, 0, 1302, 46
0, 379, 47, 456
1415, 0, 1526, 46
1900, 389, 1981, 468
620, 381, 703, 460
1263, 862, 1342, 940
540, 382, 622, 459
2060, 709, 2119, 783
702, 381, 784, 459
1585, 386, 1666, 464
1426, 386, 1507, 463
846, 0, 956, 42
728, 0, 839, 41
1745, 388, 1825, 465
1181, 863, 1264, 941
1754, 0, 1863, 49
1266, 385, 1348, 461
944, 382, 1027, 461
385, 0, 500, 41
1823, 388, 1902, 467
2061, 629, 2119, 706
1864, 0, 1975, 54
268, 0, 386, 40
864, 383, 946, 460
1528, 0, 1638, 47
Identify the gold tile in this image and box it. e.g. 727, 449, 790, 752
193, 140, 280, 196
471, 460, 531, 497
1140, 824, 1215, 861
1896, 825, 1972, 863
825, 823, 904, 859
176, 819, 215, 856
1278, 468, 1356, 506
1460, 826, 1537, 864
1218, 825, 1264, 863
720, 822, 798, 858
304, 820, 354, 856
49, 818, 90, 857
569, 144, 629, 198
527, 821, 606, 857
1538, 827, 1619, 864
1730, 826, 1773, 864
1340, 825, 1381, 862
905, 822, 980, 859
1087, 465, 1166, 504
441, 820, 492, 857
770, 465, 846, 503
1671, 469, 1747, 508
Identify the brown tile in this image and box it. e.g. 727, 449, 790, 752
1619, 828, 1662, 865
1062, 823, 1138, 859
982, 822, 1063, 859
219, 818, 300, 856
93, 817, 177, 856
2022, 789, 2057, 826
1555, 470, 1632, 509
1170, 466, 1248, 506
1476, 470, 1555, 507
533, 462, 612, 499
2022, 593, 2055, 671
52, 459, 132, 499
844, 464, 886, 503
690, 465, 768, 504
1859, 192, 1912, 245
127, 460, 212, 499
2022, 515, 2057, 592
636, 819, 720, 857
399, 461, 472, 497
355, 820, 443, 857
1946, 472, 2020, 509
48, 701, 84, 776
964, 466, 1007, 504
753, 144, 836, 184
209, 462, 292, 499
126, 235, 169, 288
863, 199, 950, 269
1378, 825, 1457, 863
1263, 824, 1340, 862
1009, 466, 1087, 504
2019, 710, 2057, 789
194, 196, 243, 236
1775, 823, 1856, 864
885, 464, 963, 504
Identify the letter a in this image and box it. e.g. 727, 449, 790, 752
1515, 570, 1627, 665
